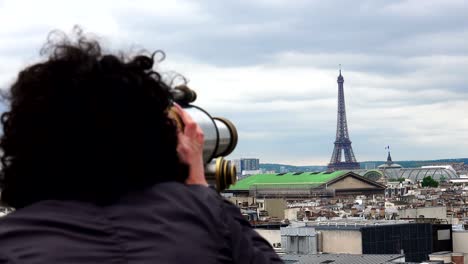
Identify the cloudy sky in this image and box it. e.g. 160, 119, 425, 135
0, 0, 467, 165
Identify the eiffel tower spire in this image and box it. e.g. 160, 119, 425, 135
328, 67, 360, 171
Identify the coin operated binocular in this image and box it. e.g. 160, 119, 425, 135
168, 85, 238, 192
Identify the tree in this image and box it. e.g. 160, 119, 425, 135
439, 175, 447, 183
421, 176, 439, 188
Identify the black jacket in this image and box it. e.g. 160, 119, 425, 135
0, 182, 283, 264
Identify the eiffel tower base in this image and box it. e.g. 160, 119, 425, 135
328, 162, 360, 171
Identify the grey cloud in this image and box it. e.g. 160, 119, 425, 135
120, 0, 468, 65
1, 0, 467, 165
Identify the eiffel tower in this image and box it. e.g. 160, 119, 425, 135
328, 66, 360, 171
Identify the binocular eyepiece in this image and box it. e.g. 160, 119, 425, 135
169, 85, 238, 192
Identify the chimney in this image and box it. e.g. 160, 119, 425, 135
452, 253, 464, 264
379, 208, 385, 218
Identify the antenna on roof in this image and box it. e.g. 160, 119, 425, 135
339, 64, 342, 75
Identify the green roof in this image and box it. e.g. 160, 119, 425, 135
229, 171, 347, 191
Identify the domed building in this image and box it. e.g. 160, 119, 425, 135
399, 166, 458, 182
378, 152, 402, 170
357, 151, 459, 183
362, 170, 384, 182
377, 151, 403, 181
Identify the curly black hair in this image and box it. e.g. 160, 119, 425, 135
0, 28, 188, 208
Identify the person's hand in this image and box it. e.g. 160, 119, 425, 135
172, 103, 208, 186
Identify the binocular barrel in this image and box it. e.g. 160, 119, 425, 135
179, 106, 238, 163
169, 86, 238, 192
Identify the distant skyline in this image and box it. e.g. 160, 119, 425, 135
1, 0, 467, 165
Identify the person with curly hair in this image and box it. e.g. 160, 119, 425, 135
0, 29, 283, 264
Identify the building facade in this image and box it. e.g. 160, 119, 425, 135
240, 158, 260, 171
